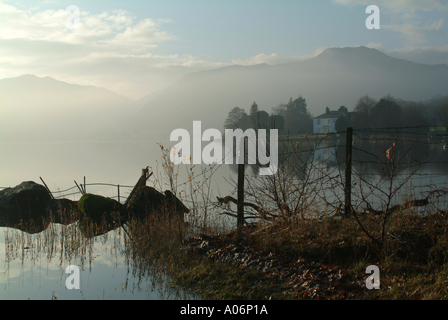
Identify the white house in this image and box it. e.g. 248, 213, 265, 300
313, 108, 345, 134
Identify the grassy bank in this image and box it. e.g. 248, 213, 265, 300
125, 207, 448, 300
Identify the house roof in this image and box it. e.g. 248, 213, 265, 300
314, 110, 345, 119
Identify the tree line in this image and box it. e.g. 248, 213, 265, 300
336, 94, 448, 133
223, 96, 313, 135
224, 94, 448, 135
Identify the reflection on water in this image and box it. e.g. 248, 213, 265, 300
0, 221, 199, 300
0, 139, 231, 300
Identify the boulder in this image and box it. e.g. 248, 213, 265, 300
0, 181, 51, 217
164, 190, 190, 217
0, 181, 52, 233
126, 186, 189, 221
78, 193, 122, 220
77, 193, 123, 238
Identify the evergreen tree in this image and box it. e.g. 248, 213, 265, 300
271, 95, 313, 135
285, 96, 312, 135
250, 102, 259, 118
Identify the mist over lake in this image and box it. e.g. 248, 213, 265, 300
2, 0, 448, 302
0, 138, 235, 201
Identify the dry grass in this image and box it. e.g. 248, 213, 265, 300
119, 144, 448, 300
111, 195, 447, 300
234, 209, 448, 299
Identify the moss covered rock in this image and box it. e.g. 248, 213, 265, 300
77, 193, 123, 238
78, 193, 122, 220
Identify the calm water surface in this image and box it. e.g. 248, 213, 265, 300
0, 139, 229, 300
0, 223, 199, 300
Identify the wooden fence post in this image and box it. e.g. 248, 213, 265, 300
40, 177, 54, 199
123, 167, 152, 209
237, 163, 245, 228
142, 168, 149, 186
237, 138, 245, 228
74, 180, 84, 195
345, 127, 353, 216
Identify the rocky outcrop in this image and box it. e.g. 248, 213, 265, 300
77, 193, 123, 238
0, 181, 79, 233
0, 181, 50, 217
0, 181, 189, 235
0, 181, 52, 233
78, 193, 122, 220
126, 186, 189, 220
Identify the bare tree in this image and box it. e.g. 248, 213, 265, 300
218, 134, 336, 224
354, 95, 376, 130
349, 130, 430, 252
224, 107, 247, 130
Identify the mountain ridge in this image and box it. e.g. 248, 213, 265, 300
2, 46, 447, 142
0, 74, 139, 141
0, 74, 135, 105
130, 46, 448, 135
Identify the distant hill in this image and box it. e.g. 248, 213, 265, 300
2, 47, 448, 142
134, 89, 163, 108
0, 75, 138, 141
130, 46, 448, 137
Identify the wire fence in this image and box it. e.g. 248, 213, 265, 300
2, 125, 448, 218
0, 182, 136, 204
209, 125, 448, 220
49, 182, 136, 203
133, 125, 448, 225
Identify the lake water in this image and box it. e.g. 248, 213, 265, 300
0, 223, 199, 300
1, 135, 448, 299
0, 138, 226, 300
0, 138, 236, 201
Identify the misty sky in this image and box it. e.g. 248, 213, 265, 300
0, 0, 447, 100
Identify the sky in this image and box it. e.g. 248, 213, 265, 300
0, 0, 447, 100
